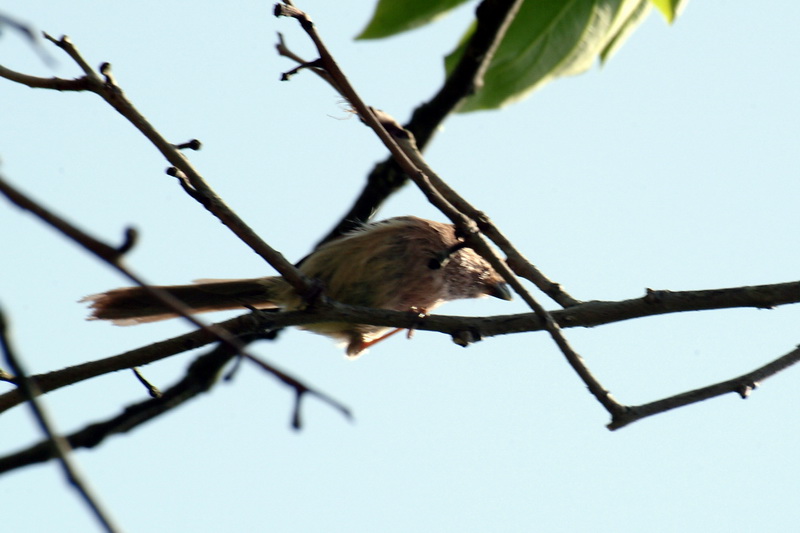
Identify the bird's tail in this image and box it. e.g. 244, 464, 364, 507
82, 277, 287, 325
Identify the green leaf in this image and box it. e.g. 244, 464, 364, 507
649, 0, 689, 24
601, 0, 652, 63
446, 0, 654, 112
357, 0, 473, 40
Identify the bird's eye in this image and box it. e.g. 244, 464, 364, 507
428, 257, 442, 270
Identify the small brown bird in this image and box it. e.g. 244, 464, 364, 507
83, 216, 512, 355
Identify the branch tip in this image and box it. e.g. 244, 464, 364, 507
173, 139, 202, 151
274, 3, 306, 21
132, 368, 161, 398
280, 58, 324, 81
291, 389, 303, 430
117, 227, 138, 255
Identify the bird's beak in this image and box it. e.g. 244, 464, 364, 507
487, 282, 513, 301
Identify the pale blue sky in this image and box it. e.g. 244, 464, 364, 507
2, 1, 800, 532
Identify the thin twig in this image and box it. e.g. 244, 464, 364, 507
313, 0, 527, 244
0, 173, 349, 424
276, 32, 338, 90
380, 111, 581, 307
275, 2, 625, 417
132, 368, 161, 398
0, 342, 238, 475
246, 354, 352, 429
608, 344, 800, 430
274, 3, 578, 309
0, 307, 121, 532
0, 33, 313, 296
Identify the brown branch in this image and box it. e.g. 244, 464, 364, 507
311, 0, 526, 244
0, 63, 89, 90
273, 3, 577, 309
378, 111, 580, 307
0, 328, 352, 475
0, 33, 312, 296
0, 172, 348, 423
608, 344, 800, 430
275, 32, 338, 90
2, 280, 798, 418
0, 342, 238, 475
275, 2, 624, 416
0, 307, 121, 531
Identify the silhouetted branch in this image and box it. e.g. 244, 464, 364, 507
4, 280, 798, 417
276, 1, 627, 418
0, 172, 348, 424
0, 307, 121, 531
608, 344, 800, 430
311, 0, 526, 243
0, 342, 238, 475
0, 33, 313, 296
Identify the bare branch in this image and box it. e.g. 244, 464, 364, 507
276, 33, 338, 90
275, 2, 626, 417
131, 368, 161, 398
311, 0, 527, 243
0, 307, 121, 531
273, 3, 578, 309
0, 33, 313, 296
0, 63, 89, 90
3, 280, 797, 417
0, 341, 238, 475
378, 110, 581, 307
0, 173, 348, 422
608, 344, 800, 430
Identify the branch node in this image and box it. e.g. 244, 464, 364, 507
452, 328, 482, 348
280, 58, 323, 81
98, 62, 117, 86
737, 381, 758, 399
300, 278, 328, 308
43, 32, 66, 46
644, 288, 670, 304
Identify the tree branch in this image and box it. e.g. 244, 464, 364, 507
608, 344, 800, 430
0, 172, 348, 423
2, 280, 797, 422
310, 0, 526, 243
276, 2, 626, 418
0, 33, 313, 296
0, 307, 121, 531
0, 341, 237, 475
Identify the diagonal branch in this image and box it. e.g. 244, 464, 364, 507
312, 0, 526, 244
608, 344, 800, 430
276, 1, 625, 418
0, 172, 349, 423
0, 33, 312, 296
274, 4, 577, 309
0, 307, 121, 531
0, 332, 352, 476
0, 341, 237, 475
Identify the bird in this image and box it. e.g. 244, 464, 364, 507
83, 216, 512, 356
